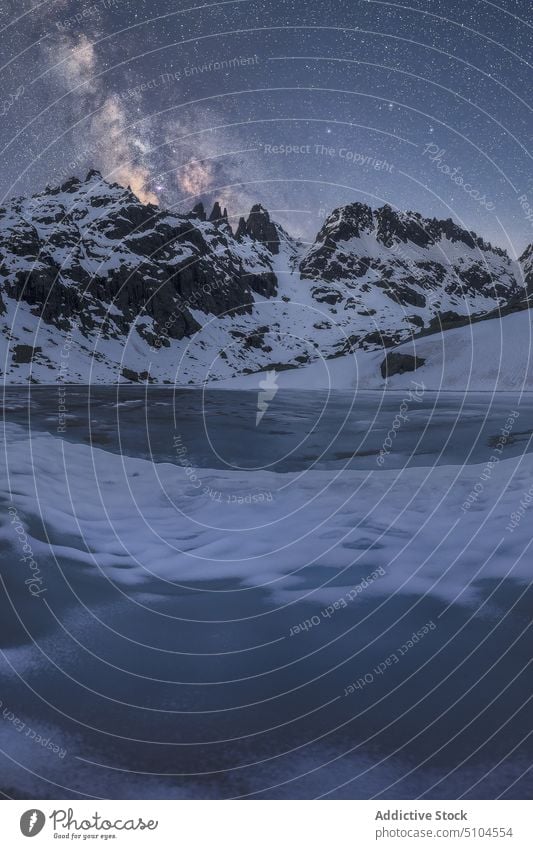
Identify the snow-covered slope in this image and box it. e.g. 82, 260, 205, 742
212, 308, 533, 392
0, 172, 529, 386
375, 307, 533, 392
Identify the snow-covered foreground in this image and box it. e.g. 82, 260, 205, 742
213, 309, 533, 392
2, 421, 532, 605
2, 399, 533, 801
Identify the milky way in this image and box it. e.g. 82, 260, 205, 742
0, 0, 531, 252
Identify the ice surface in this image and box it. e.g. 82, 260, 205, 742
1, 422, 531, 605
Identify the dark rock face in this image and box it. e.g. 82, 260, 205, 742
121, 367, 154, 383
12, 344, 41, 364
235, 217, 247, 240
192, 202, 206, 221
428, 311, 463, 330
314, 203, 374, 245
382, 283, 427, 308
209, 202, 223, 222
380, 352, 425, 379
311, 287, 343, 305
373, 205, 506, 253
59, 177, 82, 194
242, 270, 278, 297
237, 204, 280, 254
362, 331, 401, 349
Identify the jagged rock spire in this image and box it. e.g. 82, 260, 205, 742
209, 201, 223, 222
192, 202, 206, 221
244, 204, 280, 254
235, 216, 247, 240
233, 205, 280, 254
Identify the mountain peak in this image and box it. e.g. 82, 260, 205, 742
192, 201, 206, 221
235, 216, 247, 240
209, 201, 223, 222
58, 176, 82, 194
241, 204, 280, 254
316, 202, 374, 244
314, 202, 509, 256
85, 168, 103, 182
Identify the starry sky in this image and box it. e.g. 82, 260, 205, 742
0, 0, 531, 254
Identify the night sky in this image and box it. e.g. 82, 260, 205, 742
0, 0, 531, 254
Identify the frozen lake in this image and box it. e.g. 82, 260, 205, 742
0, 386, 532, 799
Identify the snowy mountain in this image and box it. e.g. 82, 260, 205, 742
0, 172, 529, 386
300, 203, 522, 341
